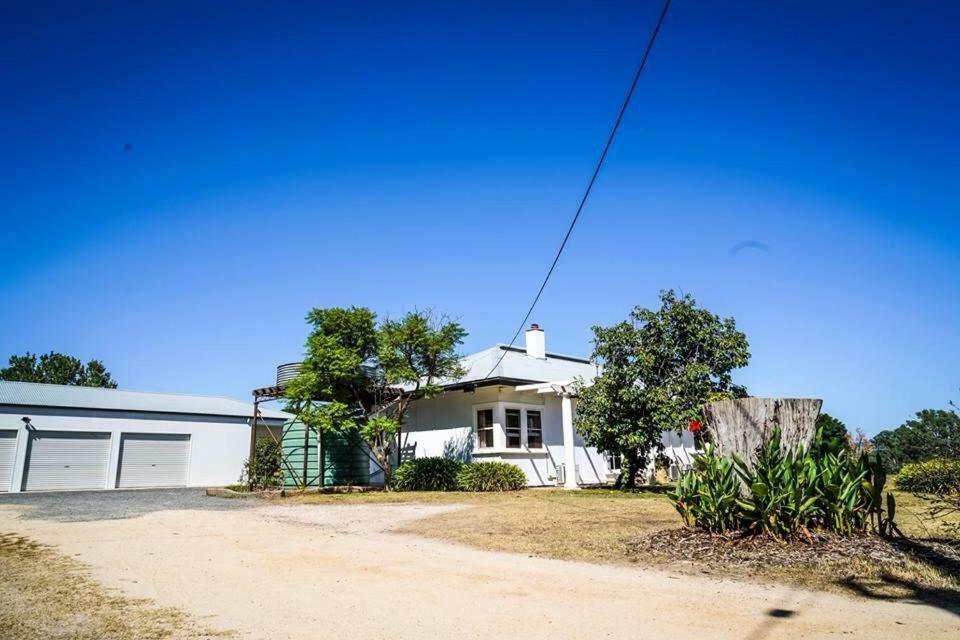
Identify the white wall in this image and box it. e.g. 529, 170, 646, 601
402, 386, 611, 487
0, 406, 278, 492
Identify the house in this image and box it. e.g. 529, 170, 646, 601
392, 324, 698, 488
0, 381, 287, 492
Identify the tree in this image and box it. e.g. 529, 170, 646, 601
873, 408, 960, 470
0, 352, 118, 388
575, 290, 750, 488
79, 359, 117, 388
814, 412, 849, 456
284, 307, 466, 487
872, 429, 905, 471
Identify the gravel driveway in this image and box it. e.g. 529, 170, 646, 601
0, 487, 256, 522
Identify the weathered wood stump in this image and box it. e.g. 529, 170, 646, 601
702, 397, 822, 465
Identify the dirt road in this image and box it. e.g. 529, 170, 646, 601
0, 494, 956, 639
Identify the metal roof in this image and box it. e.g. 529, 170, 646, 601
0, 381, 289, 420
433, 344, 598, 389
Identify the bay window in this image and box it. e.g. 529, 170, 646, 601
473, 403, 547, 452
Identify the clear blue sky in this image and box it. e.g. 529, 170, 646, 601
2, 1, 957, 435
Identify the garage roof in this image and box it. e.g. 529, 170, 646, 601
0, 381, 289, 420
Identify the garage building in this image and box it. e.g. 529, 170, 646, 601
0, 381, 288, 492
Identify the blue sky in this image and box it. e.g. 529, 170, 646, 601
1, 1, 957, 435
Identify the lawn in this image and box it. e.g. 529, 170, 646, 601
287, 486, 960, 603
0, 532, 224, 640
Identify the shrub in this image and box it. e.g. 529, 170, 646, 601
669, 428, 898, 539
242, 438, 282, 490
732, 432, 821, 538
456, 461, 527, 492
671, 443, 741, 533
896, 458, 960, 495
392, 457, 463, 491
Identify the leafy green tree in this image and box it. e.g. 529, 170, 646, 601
0, 352, 117, 388
79, 359, 117, 388
575, 290, 750, 488
285, 307, 466, 487
814, 412, 849, 456
872, 429, 905, 471
874, 408, 960, 470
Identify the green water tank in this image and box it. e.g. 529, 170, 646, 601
281, 423, 370, 488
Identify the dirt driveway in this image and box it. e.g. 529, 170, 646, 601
0, 490, 957, 640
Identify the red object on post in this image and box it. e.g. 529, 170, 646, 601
688, 421, 702, 432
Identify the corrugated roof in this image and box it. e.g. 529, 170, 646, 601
437, 344, 598, 387
0, 381, 289, 419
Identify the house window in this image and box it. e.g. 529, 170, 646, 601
476, 409, 494, 448
505, 409, 521, 448
605, 451, 622, 473
526, 410, 542, 449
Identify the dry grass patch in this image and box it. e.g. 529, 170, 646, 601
890, 490, 960, 538
0, 532, 227, 640
280, 489, 498, 505
394, 488, 680, 563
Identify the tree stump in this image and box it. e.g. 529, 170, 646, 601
702, 397, 822, 465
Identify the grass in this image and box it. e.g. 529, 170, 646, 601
395, 488, 679, 563
890, 490, 959, 539
284, 486, 960, 603
0, 532, 226, 640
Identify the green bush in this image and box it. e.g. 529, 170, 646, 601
671, 443, 741, 533
732, 432, 821, 538
392, 457, 463, 491
896, 458, 960, 495
243, 438, 282, 490
669, 427, 898, 539
456, 461, 527, 492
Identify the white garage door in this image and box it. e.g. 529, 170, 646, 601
116, 434, 190, 488
23, 431, 111, 491
0, 431, 18, 492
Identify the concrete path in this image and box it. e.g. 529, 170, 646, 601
0, 491, 957, 639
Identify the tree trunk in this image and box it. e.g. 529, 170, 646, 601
702, 397, 822, 468
621, 451, 642, 489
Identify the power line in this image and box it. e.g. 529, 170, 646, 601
480, 0, 671, 380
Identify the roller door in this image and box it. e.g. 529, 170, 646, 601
0, 431, 17, 492
23, 431, 111, 491
116, 433, 190, 488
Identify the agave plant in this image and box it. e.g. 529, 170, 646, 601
814, 449, 868, 534
670, 424, 901, 540
669, 443, 741, 534
733, 430, 820, 539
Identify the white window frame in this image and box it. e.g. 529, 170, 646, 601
526, 409, 543, 450
473, 404, 498, 450
472, 401, 547, 453
504, 408, 523, 449
604, 451, 622, 473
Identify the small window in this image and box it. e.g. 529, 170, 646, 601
605, 451, 621, 472
476, 409, 494, 448
526, 410, 543, 449
505, 409, 521, 448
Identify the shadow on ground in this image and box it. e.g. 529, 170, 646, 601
838, 537, 960, 618
0, 488, 257, 522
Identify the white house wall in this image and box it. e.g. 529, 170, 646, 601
0, 406, 276, 492
402, 386, 610, 486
